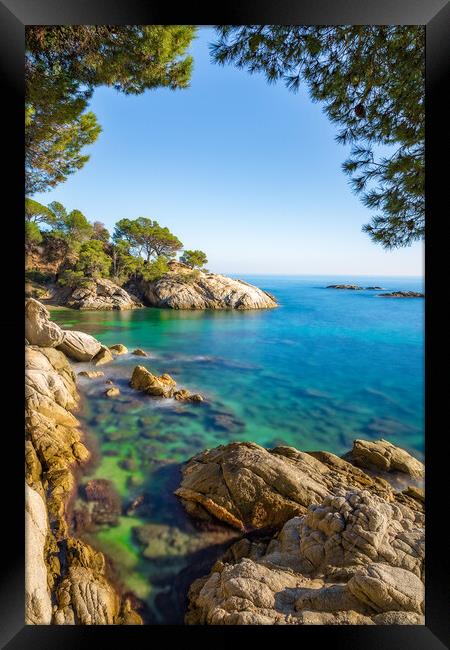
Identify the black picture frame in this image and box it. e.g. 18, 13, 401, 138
1, 1, 448, 647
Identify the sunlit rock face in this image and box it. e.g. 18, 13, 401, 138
128, 262, 278, 310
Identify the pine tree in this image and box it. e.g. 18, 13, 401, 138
211, 26, 424, 248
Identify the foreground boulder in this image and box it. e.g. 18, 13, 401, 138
25, 298, 64, 347
128, 262, 277, 310
54, 277, 143, 311
186, 488, 424, 625
174, 442, 421, 532
57, 330, 102, 362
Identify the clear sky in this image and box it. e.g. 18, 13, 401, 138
32, 27, 423, 277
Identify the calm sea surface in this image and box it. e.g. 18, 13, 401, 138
51, 275, 424, 623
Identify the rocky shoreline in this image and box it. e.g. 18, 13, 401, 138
25, 298, 424, 626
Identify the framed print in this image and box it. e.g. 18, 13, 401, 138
0, 0, 449, 647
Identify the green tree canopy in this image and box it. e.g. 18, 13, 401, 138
25, 198, 57, 226
180, 249, 208, 268
113, 217, 183, 262
26, 25, 196, 194
75, 240, 111, 278
211, 26, 424, 248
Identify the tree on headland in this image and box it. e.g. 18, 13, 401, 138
113, 218, 183, 262
26, 26, 196, 194
92, 221, 111, 243
180, 249, 208, 269
211, 26, 424, 248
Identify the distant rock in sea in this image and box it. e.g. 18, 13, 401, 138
365, 286, 386, 290
326, 284, 364, 290
379, 291, 424, 298
127, 261, 278, 310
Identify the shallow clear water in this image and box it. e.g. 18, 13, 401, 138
52, 275, 424, 623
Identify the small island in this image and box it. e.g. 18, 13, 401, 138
378, 291, 424, 298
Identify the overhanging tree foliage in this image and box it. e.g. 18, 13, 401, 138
26, 25, 196, 194
211, 26, 424, 248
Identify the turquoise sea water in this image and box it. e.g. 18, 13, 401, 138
51, 275, 424, 623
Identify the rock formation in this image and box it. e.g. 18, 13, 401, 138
127, 262, 277, 310
176, 441, 424, 625
130, 364, 203, 401
326, 285, 364, 290
52, 277, 142, 311
378, 291, 424, 298
25, 298, 142, 625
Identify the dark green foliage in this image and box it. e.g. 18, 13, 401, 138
26, 26, 196, 194
75, 240, 111, 278
57, 269, 95, 289
180, 249, 208, 269
211, 26, 424, 248
25, 221, 43, 246
113, 218, 183, 262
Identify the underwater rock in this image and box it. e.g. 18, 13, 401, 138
105, 386, 120, 397
83, 479, 122, 526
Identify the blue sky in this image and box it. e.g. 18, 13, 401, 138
32, 27, 423, 276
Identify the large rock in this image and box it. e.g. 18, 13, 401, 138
346, 439, 424, 478
57, 330, 102, 362
379, 291, 424, 298
25, 298, 64, 347
55, 277, 143, 311
174, 442, 404, 532
128, 262, 277, 310
185, 488, 424, 625
130, 365, 177, 397
25, 483, 52, 625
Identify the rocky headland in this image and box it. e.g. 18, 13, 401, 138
127, 262, 278, 310
174, 440, 424, 625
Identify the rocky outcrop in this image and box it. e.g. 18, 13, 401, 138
25, 298, 104, 362
25, 483, 52, 625
57, 330, 102, 362
128, 262, 277, 310
378, 291, 424, 298
177, 441, 424, 626
174, 442, 423, 533
345, 439, 424, 478
53, 277, 143, 311
25, 299, 142, 625
25, 298, 65, 348
130, 364, 203, 401
326, 285, 363, 290
109, 344, 128, 355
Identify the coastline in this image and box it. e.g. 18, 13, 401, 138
25, 297, 425, 625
